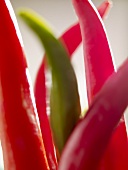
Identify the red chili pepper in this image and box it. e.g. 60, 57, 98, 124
72, 0, 128, 169
34, 60, 58, 170
0, 1, 49, 169
60, 0, 112, 56
58, 59, 128, 170
34, 1, 111, 165
72, 0, 115, 103
100, 120, 128, 170
97, 0, 112, 19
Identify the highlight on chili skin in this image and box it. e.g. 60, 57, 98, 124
0, 0, 127, 170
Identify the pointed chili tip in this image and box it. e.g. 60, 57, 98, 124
100, 0, 113, 19
104, 0, 113, 6
107, 0, 113, 6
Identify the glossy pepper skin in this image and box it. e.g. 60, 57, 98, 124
34, 0, 112, 163
73, 0, 115, 103
1, 0, 128, 170
33, 1, 111, 166
59, 59, 128, 170
0, 0, 49, 169
100, 121, 128, 170
34, 60, 58, 170
19, 8, 81, 155
72, 0, 128, 169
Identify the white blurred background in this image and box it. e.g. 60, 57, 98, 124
0, 0, 128, 169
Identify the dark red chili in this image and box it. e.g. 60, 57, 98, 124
59, 59, 128, 170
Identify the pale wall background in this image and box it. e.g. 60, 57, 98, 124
0, 0, 128, 169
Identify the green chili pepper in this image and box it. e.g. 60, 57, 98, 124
19, 9, 81, 154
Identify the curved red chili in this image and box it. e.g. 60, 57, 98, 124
58, 59, 128, 170
0, 1, 49, 169
72, 0, 115, 103
72, 0, 128, 169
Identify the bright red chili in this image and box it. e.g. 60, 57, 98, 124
0, 0, 49, 169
